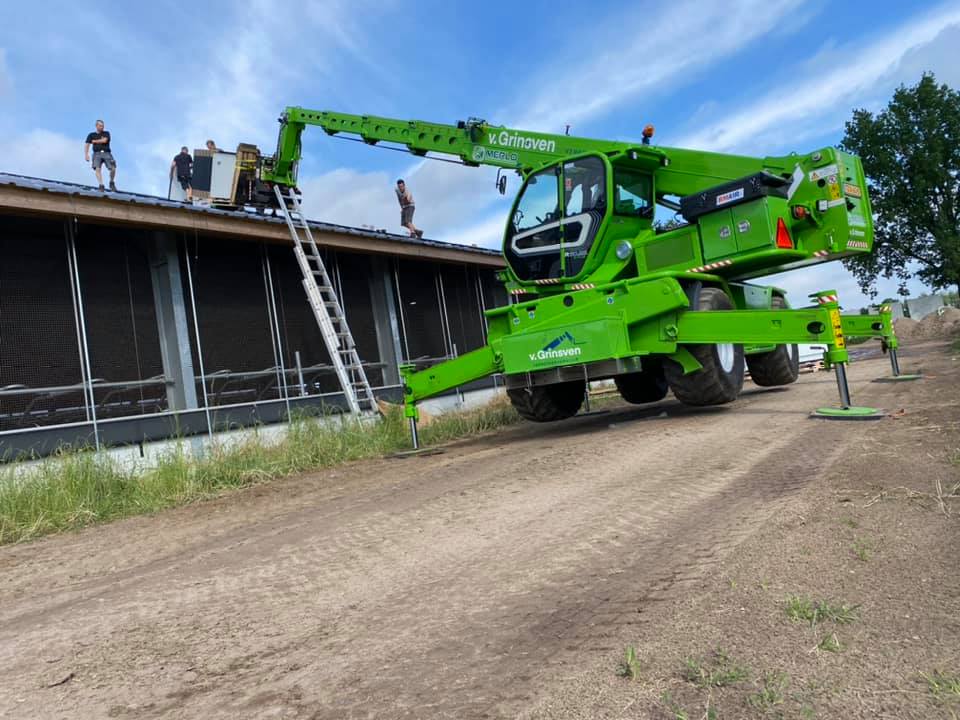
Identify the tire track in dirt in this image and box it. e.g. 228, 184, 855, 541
0, 357, 905, 719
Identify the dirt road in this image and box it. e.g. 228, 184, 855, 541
1, 344, 957, 719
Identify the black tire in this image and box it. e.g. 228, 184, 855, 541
745, 296, 800, 386
507, 380, 585, 422
614, 363, 668, 404
664, 287, 745, 406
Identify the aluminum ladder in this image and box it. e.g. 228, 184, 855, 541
273, 185, 377, 415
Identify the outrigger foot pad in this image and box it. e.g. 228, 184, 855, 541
810, 406, 885, 420
872, 374, 922, 383
389, 447, 446, 459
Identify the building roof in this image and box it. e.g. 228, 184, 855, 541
0, 173, 505, 268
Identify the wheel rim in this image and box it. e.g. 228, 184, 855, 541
717, 343, 735, 373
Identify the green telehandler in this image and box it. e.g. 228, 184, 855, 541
258, 108, 910, 446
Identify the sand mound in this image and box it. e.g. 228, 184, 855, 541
897, 307, 960, 340
894, 317, 920, 340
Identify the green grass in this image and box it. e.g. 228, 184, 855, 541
682, 649, 750, 688
747, 671, 789, 711
660, 693, 690, 720
852, 537, 872, 562
615, 645, 642, 680
817, 633, 842, 653
785, 595, 860, 627
921, 670, 960, 703
0, 399, 520, 545
660, 693, 717, 720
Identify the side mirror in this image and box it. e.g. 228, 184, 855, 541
496, 169, 507, 195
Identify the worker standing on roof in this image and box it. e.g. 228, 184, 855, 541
170, 147, 194, 203
395, 179, 423, 238
83, 119, 117, 192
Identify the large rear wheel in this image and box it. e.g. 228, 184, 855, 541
507, 380, 585, 422
745, 296, 800, 386
664, 287, 744, 406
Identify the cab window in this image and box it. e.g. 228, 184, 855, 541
613, 167, 652, 217
513, 167, 559, 235
564, 156, 606, 216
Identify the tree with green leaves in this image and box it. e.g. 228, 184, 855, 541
840, 73, 960, 297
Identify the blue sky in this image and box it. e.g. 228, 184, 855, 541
2, 0, 959, 308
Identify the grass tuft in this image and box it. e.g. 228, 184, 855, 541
615, 645, 642, 680
0, 399, 520, 545
921, 670, 960, 703
747, 671, 789, 711
682, 648, 750, 688
660, 692, 690, 720
817, 633, 842, 653
852, 537, 872, 562
785, 595, 860, 627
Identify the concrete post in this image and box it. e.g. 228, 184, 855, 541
368, 257, 404, 386
147, 231, 199, 411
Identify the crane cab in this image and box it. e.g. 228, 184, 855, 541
504, 153, 654, 286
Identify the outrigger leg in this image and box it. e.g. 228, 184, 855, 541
809, 291, 884, 420
875, 304, 922, 382
407, 406, 420, 450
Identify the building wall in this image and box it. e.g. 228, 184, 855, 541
0, 212, 506, 457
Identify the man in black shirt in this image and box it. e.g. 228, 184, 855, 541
83, 119, 117, 192
170, 146, 193, 202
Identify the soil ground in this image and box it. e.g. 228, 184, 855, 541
0, 341, 957, 719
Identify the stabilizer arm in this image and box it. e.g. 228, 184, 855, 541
399, 345, 502, 420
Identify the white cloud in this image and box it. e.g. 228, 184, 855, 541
0, 0, 379, 196
299, 167, 396, 230
298, 155, 512, 242
511, 0, 806, 131
673, 4, 960, 152
0, 129, 92, 185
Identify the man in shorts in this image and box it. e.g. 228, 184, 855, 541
170, 146, 193, 202
84, 119, 117, 192
395, 179, 423, 237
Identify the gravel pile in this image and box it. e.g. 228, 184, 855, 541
895, 306, 960, 340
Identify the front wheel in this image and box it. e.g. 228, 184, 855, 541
614, 363, 668, 404
664, 287, 744, 406
507, 380, 585, 422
